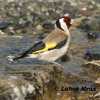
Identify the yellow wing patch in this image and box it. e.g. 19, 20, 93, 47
32, 42, 57, 54
46, 42, 57, 48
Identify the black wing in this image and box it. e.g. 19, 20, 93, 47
48, 38, 68, 50
27, 41, 45, 54
12, 41, 45, 61
54, 38, 68, 49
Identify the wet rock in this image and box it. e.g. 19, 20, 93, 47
87, 32, 98, 39
26, 15, 33, 23
7, 32, 15, 35
36, 24, 43, 30
42, 21, 53, 29
77, 91, 97, 100
65, 72, 89, 85
0, 64, 62, 100
82, 60, 100, 74
0, 30, 5, 35
4, 26, 16, 35
77, 15, 100, 31
60, 54, 70, 62
84, 52, 100, 61
94, 97, 100, 100
94, 92, 100, 100
87, 16, 100, 30
41, 6, 47, 12
79, 10, 93, 17
94, 77, 100, 84
56, 91, 75, 100
0, 0, 98, 35
77, 18, 91, 31
0, 75, 35, 100
0, 22, 9, 29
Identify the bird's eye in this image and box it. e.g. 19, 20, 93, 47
64, 19, 70, 24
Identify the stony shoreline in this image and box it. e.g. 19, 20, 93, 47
0, 0, 100, 100
0, 0, 100, 35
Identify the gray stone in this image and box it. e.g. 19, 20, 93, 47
0, 64, 62, 100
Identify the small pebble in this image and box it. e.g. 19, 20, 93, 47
60, 55, 70, 62
36, 24, 43, 30
84, 52, 100, 61
87, 32, 97, 39
0, 30, 5, 35
57, 92, 60, 95
0, 22, 9, 29
42, 21, 52, 29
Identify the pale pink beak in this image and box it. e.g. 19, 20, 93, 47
70, 19, 75, 24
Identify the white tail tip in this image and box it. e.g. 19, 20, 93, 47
8, 58, 13, 62
7, 55, 14, 62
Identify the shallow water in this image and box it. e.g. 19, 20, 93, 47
0, 26, 100, 99
0, 27, 99, 74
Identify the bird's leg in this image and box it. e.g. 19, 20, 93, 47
53, 62, 65, 69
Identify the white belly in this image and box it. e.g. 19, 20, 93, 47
39, 41, 70, 62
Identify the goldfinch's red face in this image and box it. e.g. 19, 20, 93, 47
56, 16, 74, 31
63, 16, 71, 29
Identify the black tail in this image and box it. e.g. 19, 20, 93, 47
8, 54, 25, 61
8, 48, 30, 61
8, 43, 37, 61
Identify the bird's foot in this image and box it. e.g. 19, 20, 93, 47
53, 62, 65, 69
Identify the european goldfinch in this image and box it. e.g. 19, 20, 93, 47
8, 16, 74, 69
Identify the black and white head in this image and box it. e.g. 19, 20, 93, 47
56, 16, 74, 32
